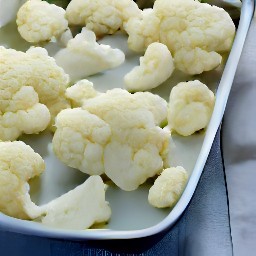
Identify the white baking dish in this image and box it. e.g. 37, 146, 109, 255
0, 0, 254, 240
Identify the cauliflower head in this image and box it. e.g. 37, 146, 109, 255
0, 141, 45, 219
124, 42, 174, 91
148, 166, 188, 208
16, 0, 68, 43
0, 46, 70, 136
54, 85, 170, 191
66, 0, 140, 37
168, 80, 215, 136
41, 176, 111, 229
54, 28, 125, 82
126, 0, 235, 74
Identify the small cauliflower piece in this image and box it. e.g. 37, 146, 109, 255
124, 42, 174, 91
148, 166, 188, 208
16, 0, 68, 43
53, 108, 111, 175
126, 0, 235, 74
0, 46, 70, 135
66, 0, 140, 37
41, 176, 111, 230
54, 28, 125, 82
168, 80, 215, 136
124, 8, 160, 53
65, 79, 99, 107
0, 141, 45, 219
174, 48, 222, 75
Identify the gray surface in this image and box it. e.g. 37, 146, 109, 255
0, 130, 232, 256
222, 15, 256, 256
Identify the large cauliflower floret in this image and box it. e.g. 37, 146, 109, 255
53, 108, 111, 175
41, 176, 111, 229
168, 80, 215, 136
55, 85, 170, 191
0, 46, 70, 134
124, 42, 174, 92
16, 0, 68, 43
66, 0, 141, 37
148, 166, 188, 208
81, 88, 168, 127
0, 141, 45, 219
54, 28, 125, 82
126, 0, 235, 74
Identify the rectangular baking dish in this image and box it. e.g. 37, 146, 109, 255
0, 0, 254, 240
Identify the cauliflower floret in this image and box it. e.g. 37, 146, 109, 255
54, 86, 170, 191
126, 0, 235, 74
54, 28, 125, 82
0, 46, 70, 134
174, 48, 222, 75
16, 0, 68, 43
65, 79, 99, 107
53, 108, 111, 175
66, 0, 140, 37
124, 8, 160, 53
82, 88, 168, 127
148, 166, 188, 208
168, 80, 215, 136
41, 176, 111, 229
124, 42, 174, 91
0, 86, 51, 141
0, 141, 45, 219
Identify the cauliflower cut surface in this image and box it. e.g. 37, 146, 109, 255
0, 141, 45, 219
126, 0, 235, 74
0, 46, 70, 138
54, 28, 125, 82
55, 86, 170, 191
124, 42, 174, 91
66, 0, 141, 37
148, 166, 188, 208
41, 176, 111, 229
168, 80, 215, 136
17, 0, 68, 43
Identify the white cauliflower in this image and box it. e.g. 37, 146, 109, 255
174, 48, 222, 75
54, 28, 125, 82
66, 0, 141, 37
0, 46, 70, 137
65, 79, 99, 107
53, 108, 111, 175
168, 80, 215, 136
124, 8, 160, 53
126, 0, 235, 74
54, 86, 170, 191
41, 176, 111, 230
124, 42, 174, 91
16, 0, 68, 43
0, 141, 45, 219
148, 166, 188, 208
